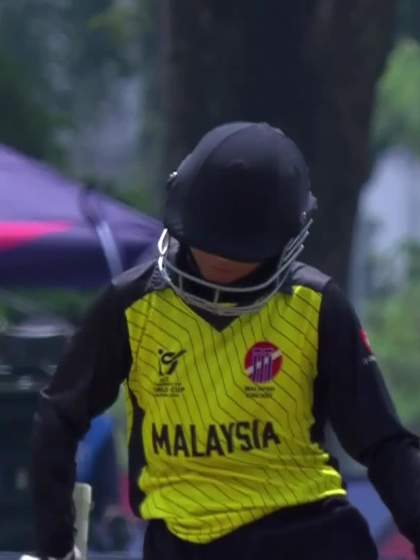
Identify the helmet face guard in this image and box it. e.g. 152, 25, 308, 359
157, 219, 313, 316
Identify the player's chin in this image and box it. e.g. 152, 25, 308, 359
203, 271, 243, 284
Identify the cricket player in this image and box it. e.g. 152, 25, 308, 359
31, 122, 420, 559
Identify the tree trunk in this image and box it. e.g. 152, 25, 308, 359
305, 0, 397, 289
160, 0, 397, 289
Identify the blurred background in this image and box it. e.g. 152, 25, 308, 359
0, 1, 419, 559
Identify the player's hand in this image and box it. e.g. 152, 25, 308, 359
20, 545, 81, 560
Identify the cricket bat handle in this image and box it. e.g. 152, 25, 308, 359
73, 483, 92, 560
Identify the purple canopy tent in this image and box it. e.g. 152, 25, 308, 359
0, 145, 161, 288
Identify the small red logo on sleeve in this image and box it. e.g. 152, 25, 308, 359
360, 329, 373, 354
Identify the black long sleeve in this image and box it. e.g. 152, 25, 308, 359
32, 284, 132, 557
318, 281, 420, 554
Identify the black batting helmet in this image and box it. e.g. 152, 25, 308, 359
163, 121, 316, 262
158, 122, 317, 315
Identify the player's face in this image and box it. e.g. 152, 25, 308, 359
191, 248, 260, 284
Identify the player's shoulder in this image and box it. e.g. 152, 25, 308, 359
110, 258, 165, 310
287, 260, 332, 294
287, 262, 354, 320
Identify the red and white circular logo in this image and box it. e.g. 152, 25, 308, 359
244, 342, 283, 384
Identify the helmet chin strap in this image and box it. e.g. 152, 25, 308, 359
157, 221, 312, 316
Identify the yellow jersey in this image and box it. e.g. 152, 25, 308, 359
125, 276, 345, 543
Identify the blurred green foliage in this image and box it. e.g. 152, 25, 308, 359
0, 1, 131, 164
0, 51, 58, 160
372, 0, 420, 155
80, 0, 163, 213
0, 289, 96, 327
368, 1, 420, 428
365, 243, 420, 429
373, 38, 420, 155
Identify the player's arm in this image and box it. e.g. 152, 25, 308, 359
32, 284, 132, 559
318, 281, 420, 555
